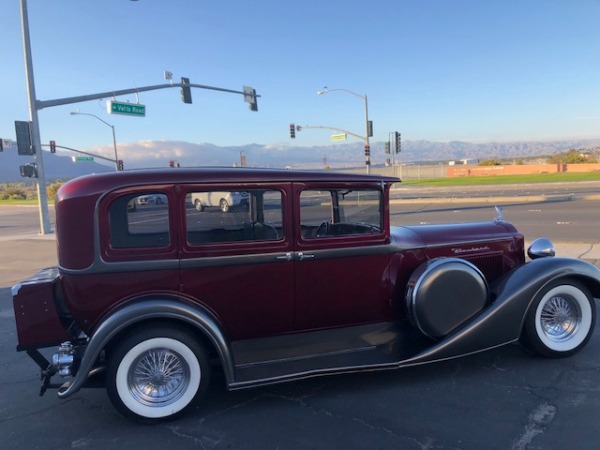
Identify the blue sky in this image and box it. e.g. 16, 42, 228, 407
1, 0, 599, 166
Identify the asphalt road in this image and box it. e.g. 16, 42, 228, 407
1, 182, 599, 449
391, 196, 600, 243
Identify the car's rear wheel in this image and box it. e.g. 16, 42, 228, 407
194, 199, 204, 211
521, 278, 595, 358
220, 199, 230, 212
106, 326, 210, 422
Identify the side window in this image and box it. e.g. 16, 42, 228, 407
109, 193, 170, 248
300, 189, 382, 238
185, 189, 283, 245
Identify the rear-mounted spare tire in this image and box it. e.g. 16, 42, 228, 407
406, 258, 489, 339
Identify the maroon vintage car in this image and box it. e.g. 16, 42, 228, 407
12, 168, 600, 421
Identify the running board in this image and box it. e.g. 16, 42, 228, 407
229, 322, 429, 389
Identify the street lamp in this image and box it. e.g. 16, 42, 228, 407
70, 111, 120, 171
317, 87, 371, 174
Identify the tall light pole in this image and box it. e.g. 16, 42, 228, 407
70, 111, 120, 171
317, 87, 371, 174
20, 0, 51, 234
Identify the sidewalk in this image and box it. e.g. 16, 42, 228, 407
1, 235, 598, 289
549, 241, 600, 267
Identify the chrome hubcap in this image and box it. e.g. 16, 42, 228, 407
128, 348, 189, 406
540, 295, 581, 342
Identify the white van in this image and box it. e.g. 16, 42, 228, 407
190, 191, 249, 212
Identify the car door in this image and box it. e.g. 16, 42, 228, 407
292, 182, 395, 331
178, 183, 295, 340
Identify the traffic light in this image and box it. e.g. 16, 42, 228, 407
181, 77, 192, 104
118, 160, 124, 171
384, 142, 390, 154
395, 132, 401, 153
19, 163, 37, 178
364, 145, 371, 157
367, 120, 373, 137
289, 124, 296, 139
169, 160, 175, 168
50, 140, 56, 153
15, 120, 33, 155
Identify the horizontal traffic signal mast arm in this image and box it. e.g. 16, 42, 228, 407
36, 82, 260, 110
300, 124, 366, 142
42, 143, 117, 164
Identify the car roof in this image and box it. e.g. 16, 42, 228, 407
58, 167, 400, 200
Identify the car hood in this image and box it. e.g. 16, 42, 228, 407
391, 221, 521, 250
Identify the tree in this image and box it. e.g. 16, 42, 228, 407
548, 149, 597, 164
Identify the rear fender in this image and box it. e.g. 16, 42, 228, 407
57, 296, 233, 399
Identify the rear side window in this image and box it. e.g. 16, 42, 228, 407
185, 189, 283, 245
109, 193, 170, 248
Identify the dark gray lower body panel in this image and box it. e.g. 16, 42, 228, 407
229, 322, 432, 389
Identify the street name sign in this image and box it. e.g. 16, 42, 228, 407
72, 156, 94, 162
106, 100, 146, 117
331, 133, 347, 141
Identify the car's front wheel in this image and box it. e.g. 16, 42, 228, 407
521, 278, 595, 358
106, 326, 210, 422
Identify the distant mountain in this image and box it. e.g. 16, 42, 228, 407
399, 139, 600, 163
2, 138, 599, 182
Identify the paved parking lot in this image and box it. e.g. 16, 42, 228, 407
2, 283, 600, 449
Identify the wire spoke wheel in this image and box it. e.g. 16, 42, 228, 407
107, 328, 210, 421
522, 278, 595, 358
129, 348, 190, 407
539, 295, 581, 342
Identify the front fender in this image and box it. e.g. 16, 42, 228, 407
400, 257, 600, 366
492, 256, 600, 319
57, 297, 233, 399
485, 256, 600, 345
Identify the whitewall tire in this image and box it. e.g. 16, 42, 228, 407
522, 278, 596, 358
106, 327, 210, 421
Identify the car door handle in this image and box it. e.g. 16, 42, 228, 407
276, 252, 293, 261
297, 252, 315, 261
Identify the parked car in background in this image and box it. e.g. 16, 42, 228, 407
190, 191, 248, 212
135, 193, 167, 206
11, 168, 600, 422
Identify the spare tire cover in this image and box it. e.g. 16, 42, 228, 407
406, 258, 489, 339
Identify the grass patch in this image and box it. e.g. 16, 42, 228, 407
0, 199, 49, 205
402, 172, 600, 186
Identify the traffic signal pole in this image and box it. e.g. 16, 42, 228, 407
20, 1, 260, 235
20, 0, 51, 235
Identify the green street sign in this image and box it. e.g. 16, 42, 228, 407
106, 100, 146, 117
72, 156, 94, 162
